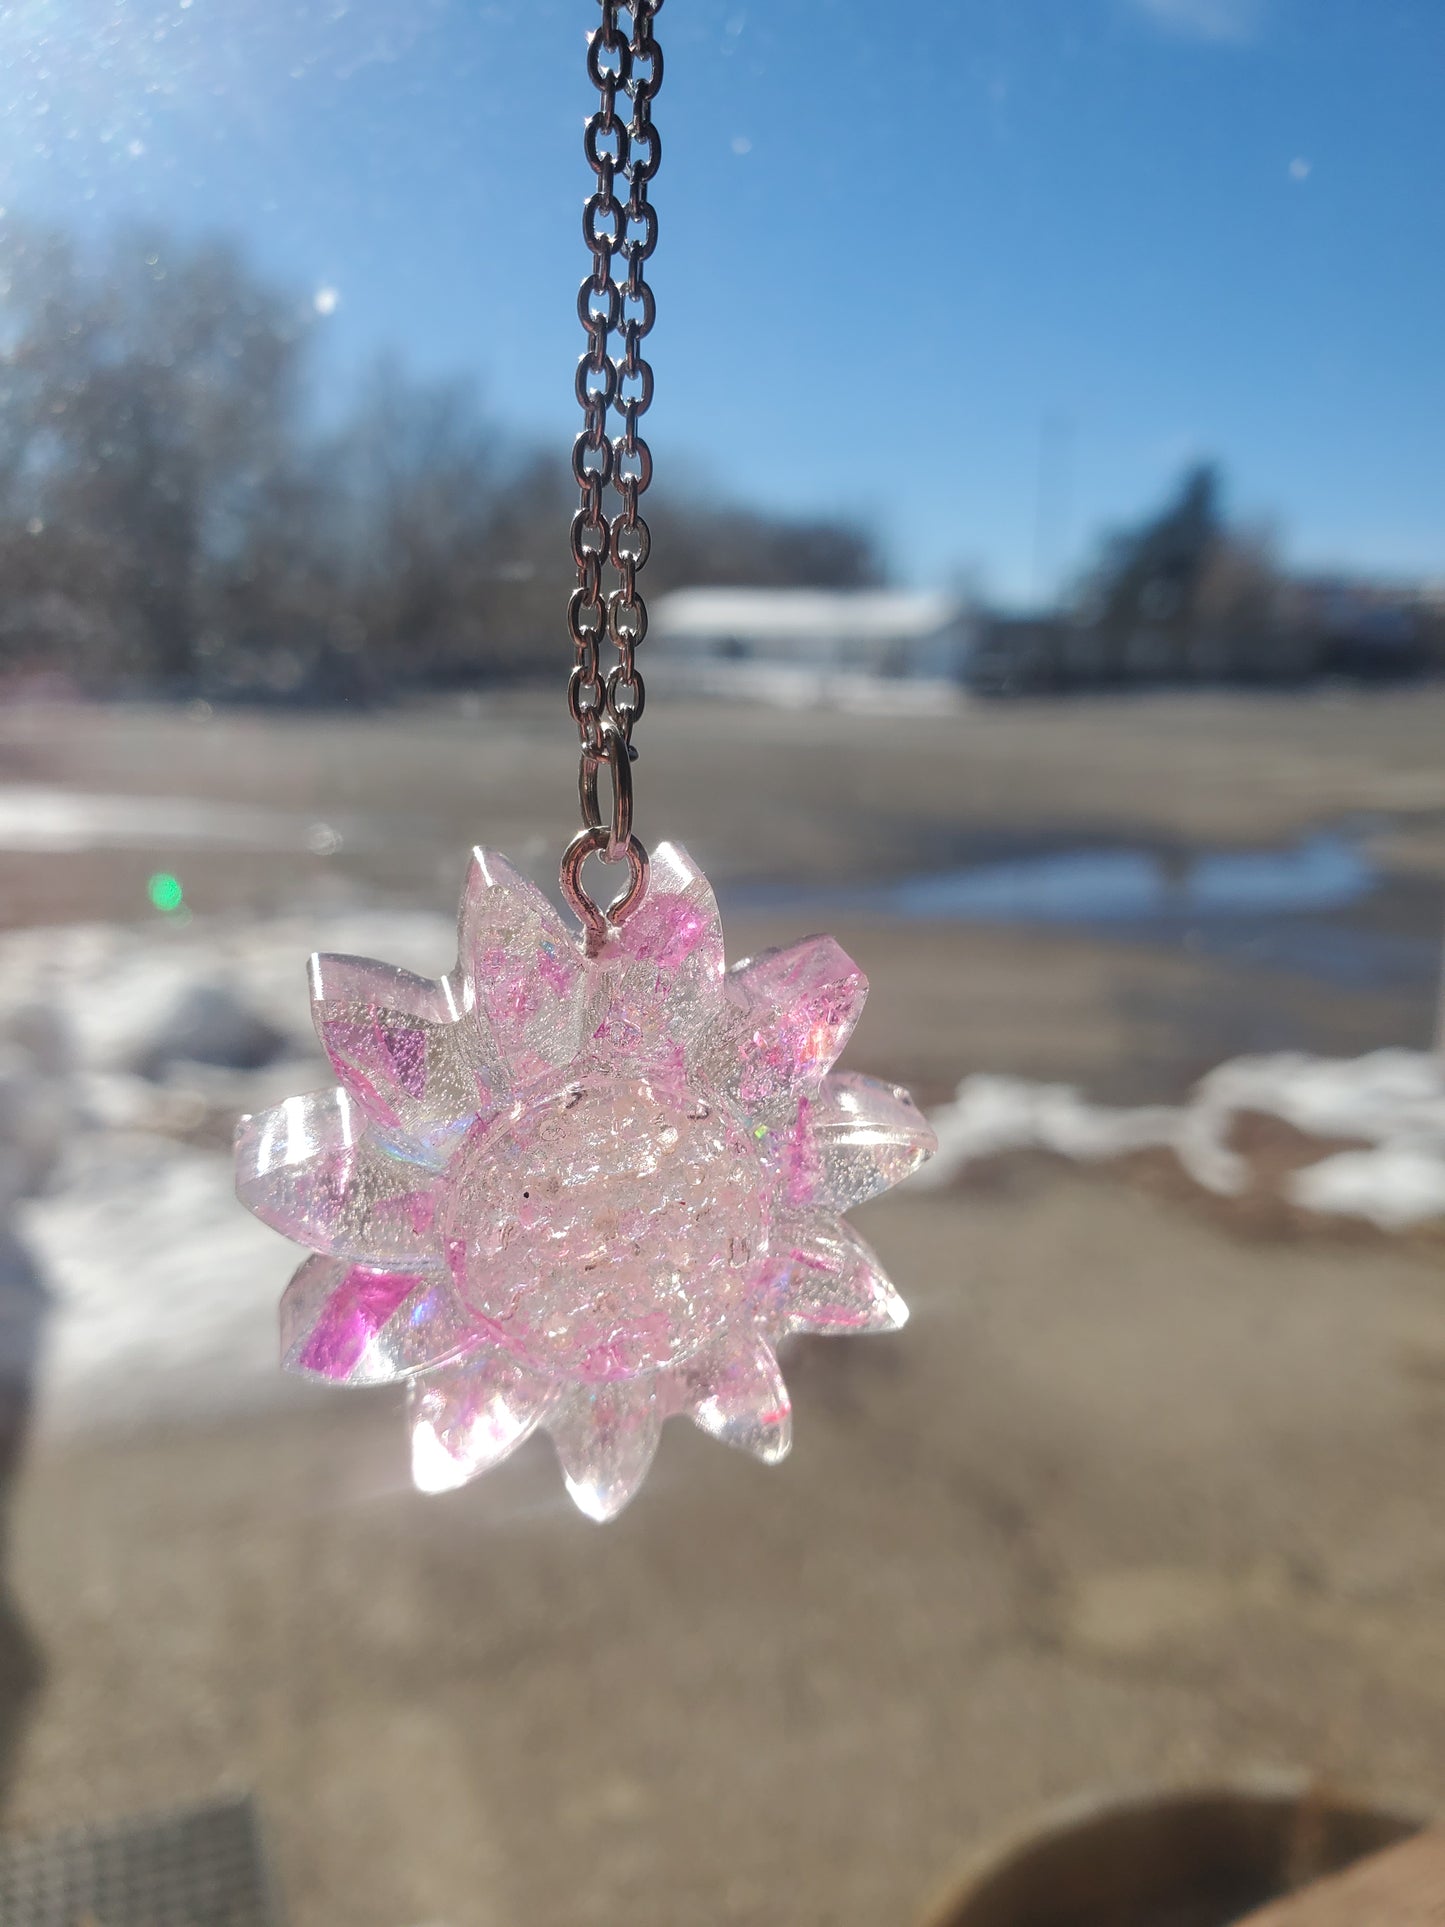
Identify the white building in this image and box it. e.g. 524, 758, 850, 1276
650, 587, 972, 704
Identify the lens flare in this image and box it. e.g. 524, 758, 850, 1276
147, 872, 184, 914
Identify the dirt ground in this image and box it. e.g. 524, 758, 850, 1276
0, 688, 1443, 1924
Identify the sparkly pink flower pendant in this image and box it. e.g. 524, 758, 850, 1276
235, 842, 935, 1519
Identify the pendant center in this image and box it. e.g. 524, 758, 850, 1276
440, 1074, 768, 1381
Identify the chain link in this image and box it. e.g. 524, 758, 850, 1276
568, 0, 662, 891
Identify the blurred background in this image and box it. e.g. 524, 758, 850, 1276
0, 1, 1442, 1922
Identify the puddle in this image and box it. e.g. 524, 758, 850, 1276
885, 833, 1373, 924
734, 832, 1441, 993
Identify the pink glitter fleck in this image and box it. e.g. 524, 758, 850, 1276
297, 1265, 419, 1378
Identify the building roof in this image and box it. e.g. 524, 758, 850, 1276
653, 586, 962, 642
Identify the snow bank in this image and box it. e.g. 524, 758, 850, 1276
918, 1049, 1445, 1231
0, 910, 455, 1437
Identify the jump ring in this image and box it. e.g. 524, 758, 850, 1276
578, 721, 633, 858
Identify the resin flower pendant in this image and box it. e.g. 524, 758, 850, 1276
235, 844, 935, 1519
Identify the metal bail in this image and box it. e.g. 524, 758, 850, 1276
561, 824, 649, 958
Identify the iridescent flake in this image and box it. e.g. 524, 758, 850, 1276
236, 843, 935, 1519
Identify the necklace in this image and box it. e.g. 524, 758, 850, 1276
234, 0, 936, 1521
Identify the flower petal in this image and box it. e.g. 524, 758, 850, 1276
610, 841, 726, 979
764, 1216, 909, 1336
546, 1382, 663, 1522
719, 936, 868, 1121
408, 1351, 557, 1493
280, 1255, 475, 1385
236, 1088, 443, 1262
680, 1335, 792, 1463
309, 952, 493, 1145
769, 1071, 937, 1211
458, 848, 587, 1084
594, 841, 727, 1070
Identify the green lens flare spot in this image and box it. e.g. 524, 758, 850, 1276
148, 872, 185, 914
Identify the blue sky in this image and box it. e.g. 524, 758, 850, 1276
0, 0, 1440, 601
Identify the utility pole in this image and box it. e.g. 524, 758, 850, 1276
1032, 412, 1074, 610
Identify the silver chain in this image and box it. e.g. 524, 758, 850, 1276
563, 0, 661, 943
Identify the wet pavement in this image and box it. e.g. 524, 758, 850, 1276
733, 826, 1442, 994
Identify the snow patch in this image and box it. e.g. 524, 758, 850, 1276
0, 910, 455, 1437
919, 1049, 1445, 1230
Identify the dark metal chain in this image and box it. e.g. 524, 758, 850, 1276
565, 0, 662, 919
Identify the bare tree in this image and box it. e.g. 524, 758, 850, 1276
0, 216, 889, 697
0, 222, 303, 687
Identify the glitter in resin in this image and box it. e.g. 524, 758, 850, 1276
237, 842, 935, 1519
